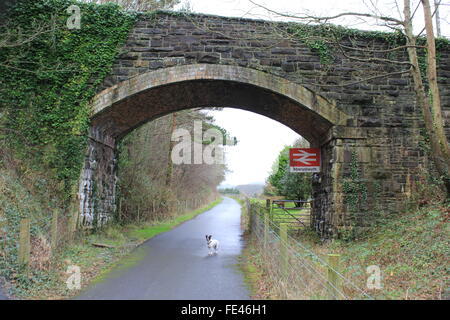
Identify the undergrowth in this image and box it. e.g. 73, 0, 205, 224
0, 0, 136, 196
3, 198, 222, 299
327, 202, 449, 300
0, 0, 136, 297
240, 197, 449, 300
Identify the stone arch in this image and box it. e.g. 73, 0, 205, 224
91, 64, 348, 144
79, 64, 351, 235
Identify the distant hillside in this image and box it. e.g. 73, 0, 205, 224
236, 183, 264, 197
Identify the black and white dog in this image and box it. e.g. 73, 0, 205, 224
206, 235, 219, 255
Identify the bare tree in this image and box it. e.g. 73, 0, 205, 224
249, 0, 450, 197
403, 0, 450, 194
117, 109, 227, 221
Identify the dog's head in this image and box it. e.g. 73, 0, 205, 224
205, 234, 212, 244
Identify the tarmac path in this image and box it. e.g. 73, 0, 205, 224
76, 197, 250, 300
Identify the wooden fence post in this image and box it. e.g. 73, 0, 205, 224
264, 209, 269, 251
67, 213, 73, 244
269, 199, 273, 221
247, 199, 252, 234
280, 223, 288, 278
18, 218, 30, 269
75, 203, 80, 230
118, 198, 122, 222
67, 204, 78, 243
51, 209, 58, 252
327, 253, 342, 300
137, 205, 140, 223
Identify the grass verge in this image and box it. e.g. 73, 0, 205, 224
4, 197, 223, 300
328, 203, 449, 300
235, 196, 273, 299
239, 235, 273, 300
239, 200, 449, 300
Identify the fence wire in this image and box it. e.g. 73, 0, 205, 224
247, 200, 374, 300
0, 197, 211, 277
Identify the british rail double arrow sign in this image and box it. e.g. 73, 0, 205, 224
289, 148, 321, 173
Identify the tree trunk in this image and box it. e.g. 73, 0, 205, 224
404, 0, 450, 197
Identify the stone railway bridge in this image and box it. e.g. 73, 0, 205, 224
79, 12, 450, 237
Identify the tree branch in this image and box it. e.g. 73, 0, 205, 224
314, 68, 412, 87
248, 0, 403, 24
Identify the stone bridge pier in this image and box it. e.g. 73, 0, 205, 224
76, 12, 450, 237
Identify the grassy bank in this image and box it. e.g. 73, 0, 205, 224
329, 203, 449, 300
4, 197, 223, 300
234, 196, 272, 299
239, 200, 449, 300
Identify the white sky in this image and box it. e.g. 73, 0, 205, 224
207, 109, 300, 186
181, 0, 449, 186
177, 0, 450, 36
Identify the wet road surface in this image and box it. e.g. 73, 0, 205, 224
76, 197, 250, 300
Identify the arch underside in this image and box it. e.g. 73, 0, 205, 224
90, 64, 349, 146
92, 80, 333, 145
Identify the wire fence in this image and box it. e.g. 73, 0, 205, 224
246, 199, 374, 300
118, 197, 211, 223
0, 197, 212, 276
0, 202, 82, 273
